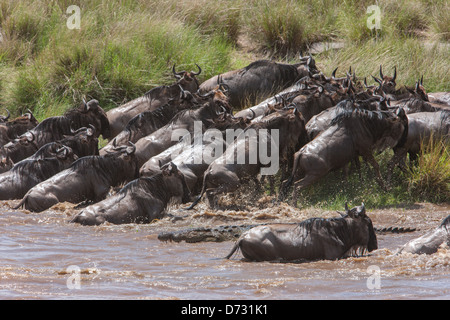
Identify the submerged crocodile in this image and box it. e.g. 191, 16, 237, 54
157, 223, 417, 243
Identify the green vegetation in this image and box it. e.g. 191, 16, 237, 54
0, 0, 448, 208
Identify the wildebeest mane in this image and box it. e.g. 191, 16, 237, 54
10, 158, 66, 183
294, 216, 351, 240
119, 174, 169, 203
32, 116, 72, 136
68, 152, 138, 184
330, 108, 396, 129
125, 104, 177, 132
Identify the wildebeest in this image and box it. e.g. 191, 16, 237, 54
305, 97, 390, 141
0, 99, 108, 163
388, 110, 449, 177
106, 64, 202, 138
187, 108, 306, 209
397, 215, 450, 255
69, 162, 191, 226
279, 108, 408, 205
371, 65, 397, 95
0, 145, 77, 200
100, 89, 202, 155
225, 203, 377, 261
199, 58, 318, 110
0, 111, 39, 146
14, 142, 138, 212
133, 88, 232, 167
140, 115, 250, 194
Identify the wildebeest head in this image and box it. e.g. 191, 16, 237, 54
4, 110, 39, 140
66, 99, 111, 140
0, 154, 13, 173
160, 161, 191, 203
54, 145, 78, 164
62, 125, 99, 157
0, 131, 38, 163
339, 202, 378, 254
372, 65, 397, 94
172, 64, 202, 93
406, 76, 429, 102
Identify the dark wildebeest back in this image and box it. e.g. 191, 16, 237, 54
397, 215, 450, 255
106, 65, 201, 139
0, 146, 77, 200
199, 58, 318, 110
225, 203, 377, 262
14, 142, 138, 212
70, 162, 191, 226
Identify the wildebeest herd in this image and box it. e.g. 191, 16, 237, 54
0, 56, 449, 262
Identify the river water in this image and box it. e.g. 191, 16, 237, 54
0, 199, 449, 300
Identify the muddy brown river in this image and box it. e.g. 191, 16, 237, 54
0, 198, 449, 300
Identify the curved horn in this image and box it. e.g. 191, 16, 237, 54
345, 202, 349, 213
379, 65, 384, 79
87, 124, 95, 136
3, 109, 10, 121
191, 63, 202, 76
420, 75, 423, 85
126, 141, 136, 155
331, 67, 338, 79
393, 66, 397, 82
172, 64, 183, 79
247, 109, 256, 120
371, 75, 382, 85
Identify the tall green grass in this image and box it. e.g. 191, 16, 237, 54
407, 136, 450, 203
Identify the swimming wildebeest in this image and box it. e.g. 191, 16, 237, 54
70, 162, 191, 226
0, 146, 77, 200
225, 203, 378, 262
186, 108, 306, 209
199, 57, 318, 110
14, 142, 138, 212
397, 215, 450, 255
279, 107, 408, 205
106, 64, 202, 138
